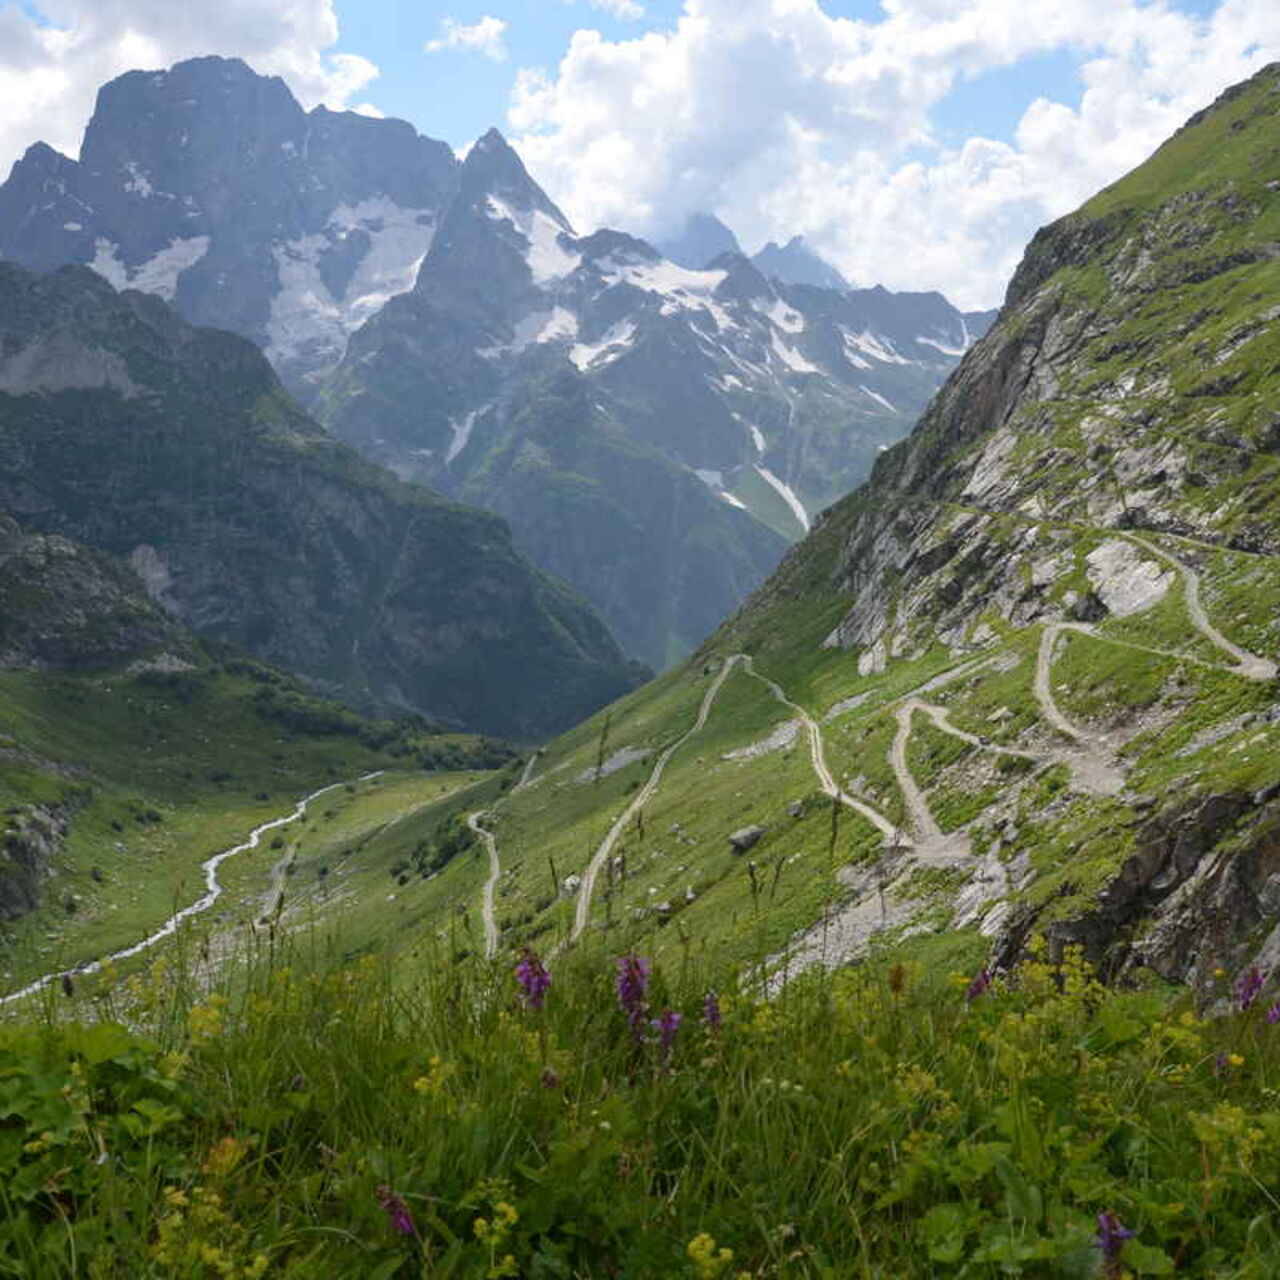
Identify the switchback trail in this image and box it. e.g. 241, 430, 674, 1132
468, 811, 501, 960
740, 657, 902, 845
571, 655, 744, 942
1122, 533, 1278, 680
0, 772, 385, 1010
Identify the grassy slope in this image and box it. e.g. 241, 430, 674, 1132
0, 665, 505, 991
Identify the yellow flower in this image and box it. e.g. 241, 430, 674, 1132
687, 1232, 735, 1279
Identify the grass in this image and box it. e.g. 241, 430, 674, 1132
0, 664, 508, 990
4, 931, 1280, 1276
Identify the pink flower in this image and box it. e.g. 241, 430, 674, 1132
616, 954, 652, 1043
651, 1009, 683, 1063
376, 1185, 417, 1238
515, 948, 552, 1010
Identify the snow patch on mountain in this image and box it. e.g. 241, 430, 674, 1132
599, 257, 734, 329
480, 306, 579, 360
447, 404, 490, 465
569, 320, 636, 371
846, 329, 910, 366
330, 198, 437, 330
757, 297, 805, 334
88, 235, 211, 301
839, 332, 871, 369
486, 196, 580, 284
771, 332, 820, 374
921, 332, 967, 358
266, 200, 437, 376
860, 385, 899, 414
756, 466, 810, 531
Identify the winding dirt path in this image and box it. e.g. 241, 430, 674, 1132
570, 655, 745, 942
514, 752, 540, 792
890, 704, 942, 841
1122, 533, 1277, 680
739, 657, 902, 845
468, 811, 501, 959
0, 772, 385, 1010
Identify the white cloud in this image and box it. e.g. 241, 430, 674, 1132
563, 0, 647, 20
511, 0, 1280, 308
0, 0, 378, 180
425, 16, 509, 62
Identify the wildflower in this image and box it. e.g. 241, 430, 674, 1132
1214, 1051, 1230, 1077
1093, 1211, 1135, 1275
687, 1232, 735, 1279
515, 947, 552, 1011
702, 990, 722, 1033
1235, 965, 1265, 1011
376, 1185, 417, 1238
652, 1009, 683, 1064
1266, 1001, 1280, 1025
616, 953, 652, 1042
965, 968, 993, 1002
539, 1066, 561, 1089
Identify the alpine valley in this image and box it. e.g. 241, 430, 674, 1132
4, 45, 1280, 1280
0, 56, 994, 669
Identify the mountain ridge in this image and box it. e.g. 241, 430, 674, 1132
0, 261, 643, 738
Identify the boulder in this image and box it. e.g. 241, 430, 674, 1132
728, 825, 766, 854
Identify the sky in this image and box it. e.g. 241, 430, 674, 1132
1, 0, 1276, 308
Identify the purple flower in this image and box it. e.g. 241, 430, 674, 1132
1213, 1050, 1230, 1077
616, 953, 652, 1042
702, 990, 722, 1033
1235, 965, 1265, 1011
965, 968, 993, 1002
376, 1185, 417, 1238
515, 947, 552, 1011
1093, 1211, 1135, 1275
651, 1009, 683, 1063
1266, 1000, 1280, 1026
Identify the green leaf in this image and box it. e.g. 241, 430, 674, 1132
921, 1203, 969, 1261
1121, 1239, 1175, 1275
995, 1157, 1043, 1225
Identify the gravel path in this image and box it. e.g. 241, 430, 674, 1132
468, 811, 501, 960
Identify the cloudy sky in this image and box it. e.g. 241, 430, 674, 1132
3, 0, 1278, 307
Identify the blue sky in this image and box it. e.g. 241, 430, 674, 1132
335, 0, 1220, 151
0, 0, 1273, 305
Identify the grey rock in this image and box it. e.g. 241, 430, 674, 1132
729, 825, 766, 853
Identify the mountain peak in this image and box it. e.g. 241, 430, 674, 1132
752, 236, 850, 292
657, 212, 742, 270
457, 127, 573, 231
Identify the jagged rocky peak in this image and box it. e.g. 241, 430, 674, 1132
706, 250, 774, 303
461, 129, 573, 229
0, 56, 460, 393
752, 235, 850, 292
657, 211, 742, 269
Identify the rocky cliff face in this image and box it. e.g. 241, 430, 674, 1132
817, 63, 1280, 665
0, 513, 194, 671
0, 804, 68, 922
0, 56, 459, 393
0, 263, 641, 738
